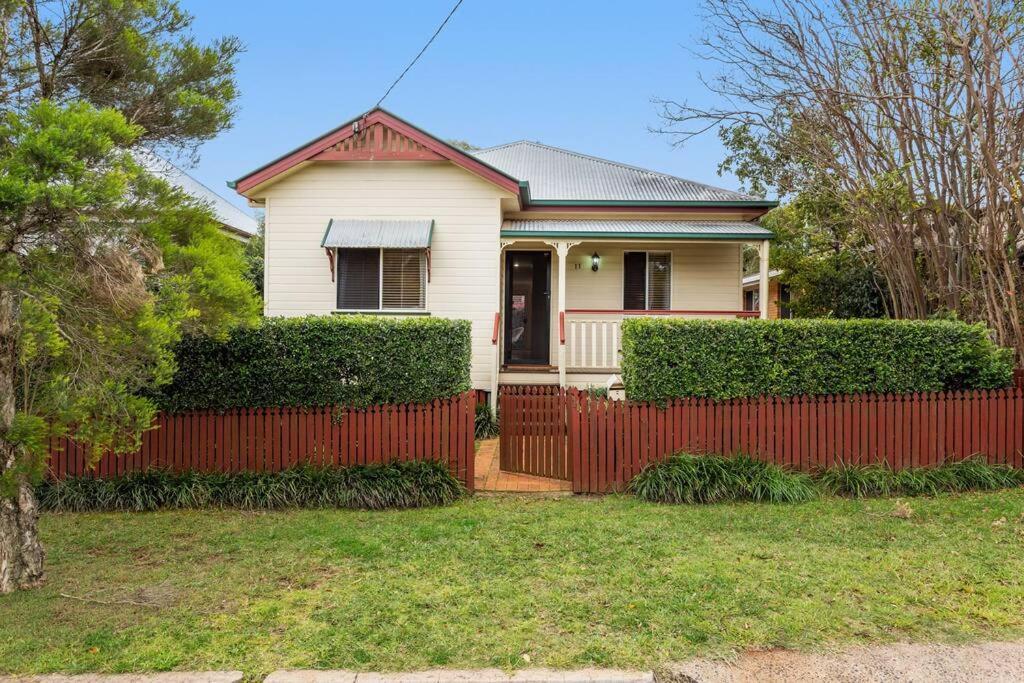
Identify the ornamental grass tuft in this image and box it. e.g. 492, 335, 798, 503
627, 453, 817, 504
37, 460, 464, 513
819, 458, 1024, 498
474, 403, 500, 439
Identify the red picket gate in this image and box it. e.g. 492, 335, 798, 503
498, 385, 571, 480
47, 392, 478, 491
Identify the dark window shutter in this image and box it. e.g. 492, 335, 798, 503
337, 248, 380, 310
623, 252, 646, 310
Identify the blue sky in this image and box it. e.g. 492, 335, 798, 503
180, 0, 739, 213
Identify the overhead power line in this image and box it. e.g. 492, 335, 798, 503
374, 0, 466, 108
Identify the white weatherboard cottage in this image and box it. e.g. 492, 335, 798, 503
230, 109, 776, 404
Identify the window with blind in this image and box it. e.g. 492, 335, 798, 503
382, 249, 426, 309
336, 248, 426, 311
623, 251, 671, 311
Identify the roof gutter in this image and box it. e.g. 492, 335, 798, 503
523, 199, 778, 208
499, 230, 775, 240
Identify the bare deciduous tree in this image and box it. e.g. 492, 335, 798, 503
659, 0, 1024, 358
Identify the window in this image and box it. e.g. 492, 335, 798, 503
623, 251, 671, 311
744, 290, 757, 312
336, 248, 426, 311
382, 249, 426, 309
779, 283, 793, 319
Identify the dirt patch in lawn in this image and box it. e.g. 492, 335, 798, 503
661, 640, 1024, 682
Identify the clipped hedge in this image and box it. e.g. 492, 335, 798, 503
154, 315, 471, 411
621, 318, 1013, 402
37, 461, 465, 512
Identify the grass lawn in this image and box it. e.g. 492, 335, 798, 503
2, 492, 1024, 680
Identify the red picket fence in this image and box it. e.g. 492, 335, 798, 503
47, 392, 477, 491
499, 386, 1024, 494
571, 389, 1024, 493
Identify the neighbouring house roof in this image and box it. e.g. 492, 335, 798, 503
501, 219, 774, 240
742, 269, 784, 286
229, 107, 777, 211
321, 219, 434, 249
475, 141, 768, 206
135, 149, 259, 238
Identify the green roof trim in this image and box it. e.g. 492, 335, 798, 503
500, 230, 774, 240
524, 199, 778, 208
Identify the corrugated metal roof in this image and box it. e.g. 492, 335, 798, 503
321, 219, 434, 248
474, 141, 762, 204
502, 219, 773, 239
134, 149, 259, 236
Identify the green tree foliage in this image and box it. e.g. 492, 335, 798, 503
243, 218, 265, 299
445, 139, 480, 152
0, 0, 257, 593
2, 0, 241, 155
660, 0, 1024, 357
782, 252, 887, 319
755, 198, 888, 319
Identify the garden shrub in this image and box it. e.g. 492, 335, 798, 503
474, 403, 499, 439
628, 453, 1022, 505
621, 318, 1013, 402
627, 453, 817, 504
817, 459, 1024, 498
37, 460, 465, 512
153, 315, 472, 411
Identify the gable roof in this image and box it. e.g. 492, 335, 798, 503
135, 150, 259, 237
229, 107, 776, 210
474, 141, 768, 206
229, 108, 523, 197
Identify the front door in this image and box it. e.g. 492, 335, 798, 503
504, 251, 551, 366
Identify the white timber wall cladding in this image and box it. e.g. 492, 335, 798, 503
563, 241, 743, 311
262, 161, 512, 390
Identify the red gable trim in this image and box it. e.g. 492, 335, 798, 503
233, 109, 522, 197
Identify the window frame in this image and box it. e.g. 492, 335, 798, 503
335, 247, 428, 313
622, 250, 672, 311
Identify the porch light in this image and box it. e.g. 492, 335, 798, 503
591, 252, 601, 272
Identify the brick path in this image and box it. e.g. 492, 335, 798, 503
474, 439, 571, 493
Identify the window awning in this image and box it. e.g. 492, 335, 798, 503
321, 219, 434, 249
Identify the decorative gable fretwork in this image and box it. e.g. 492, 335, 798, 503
312, 122, 445, 162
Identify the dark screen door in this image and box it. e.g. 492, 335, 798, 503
504, 251, 550, 365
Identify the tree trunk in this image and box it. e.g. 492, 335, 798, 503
0, 289, 44, 594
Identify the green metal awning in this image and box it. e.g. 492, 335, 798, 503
321, 219, 434, 249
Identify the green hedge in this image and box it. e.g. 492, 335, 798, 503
38, 461, 465, 512
154, 315, 471, 411
621, 318, 1014, 402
